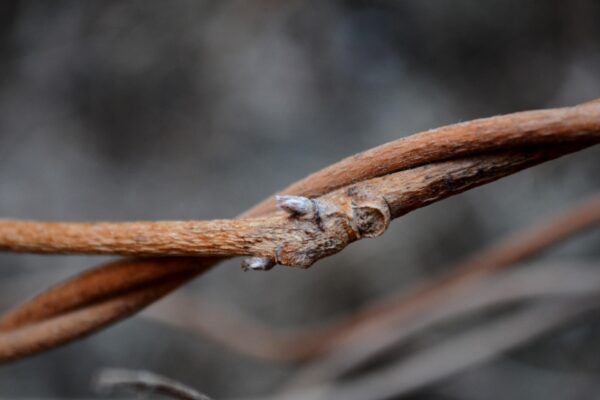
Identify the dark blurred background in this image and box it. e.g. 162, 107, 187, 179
1, 1, 600, 398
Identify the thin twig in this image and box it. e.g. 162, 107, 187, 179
222, 263, 600, 400
275, 296, 600, 400
94, 368, 212, 400
284, 262, 600, 389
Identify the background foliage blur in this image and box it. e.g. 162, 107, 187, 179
0, 1, 600, 398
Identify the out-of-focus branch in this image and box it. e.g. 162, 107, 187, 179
284, 262, 600, 390
276, 296, 600, 400
0, 100, 598, 362
94, 368, 212, 400
233, 264, 600, 400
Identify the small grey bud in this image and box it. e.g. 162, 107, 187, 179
276, 195, 315, 216
241, 257, 275, 271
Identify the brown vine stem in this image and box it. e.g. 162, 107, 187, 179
246, 100, 600, 216
2, 102, 600, 264
0, 146, 591, 267
0, 257, 212, 332
0, 100, 598, 362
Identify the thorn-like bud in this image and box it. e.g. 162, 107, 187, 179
276, 195, 315, 216
241, 257, 275, 271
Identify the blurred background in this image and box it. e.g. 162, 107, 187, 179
1, 0, 600, 398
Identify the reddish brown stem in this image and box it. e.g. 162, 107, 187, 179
0, 100, 598, 362
0, 147, 588, 268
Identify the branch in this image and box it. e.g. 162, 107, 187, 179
246, 100, 600, 216
0, 257, 211, 362
0, 100, 598, 362
285, 263, 600, 390
0, 145, 591, 268
277, 296, 600, 400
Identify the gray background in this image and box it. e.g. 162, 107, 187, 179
0, 1, 599, 398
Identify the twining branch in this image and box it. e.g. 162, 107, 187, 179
246, 100, 600, 216
0, 99, 599, 362
0, 257, 211, 362
0, 146, 589, 267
